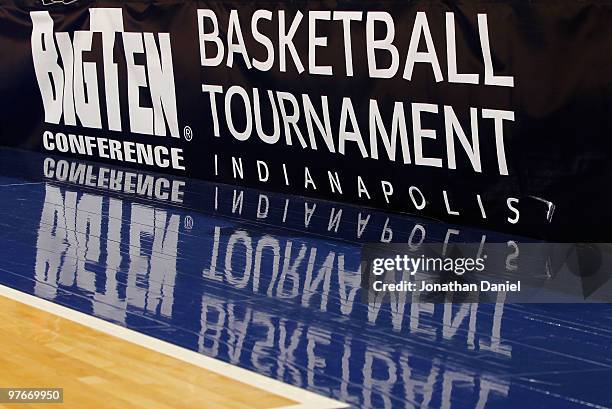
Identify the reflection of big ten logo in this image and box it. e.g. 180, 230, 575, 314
30, 8, 179, 138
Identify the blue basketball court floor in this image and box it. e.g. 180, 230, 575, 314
0, 148, 611, 409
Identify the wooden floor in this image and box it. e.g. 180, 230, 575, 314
0, 295, 296, 409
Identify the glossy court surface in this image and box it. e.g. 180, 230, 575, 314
0, 148, 611, 409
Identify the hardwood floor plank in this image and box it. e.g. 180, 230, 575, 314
0, 295, 295, 409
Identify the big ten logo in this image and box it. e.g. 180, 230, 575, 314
30, 8, 179, 138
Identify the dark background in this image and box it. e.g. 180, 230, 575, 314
1, 0, 612, 240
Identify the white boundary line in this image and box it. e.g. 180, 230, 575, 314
0, 284, 348, 409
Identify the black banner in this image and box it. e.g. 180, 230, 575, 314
1, 0, 611, 240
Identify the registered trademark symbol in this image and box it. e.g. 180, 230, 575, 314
183, 126, 193, 141
184, 215, 194, 230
